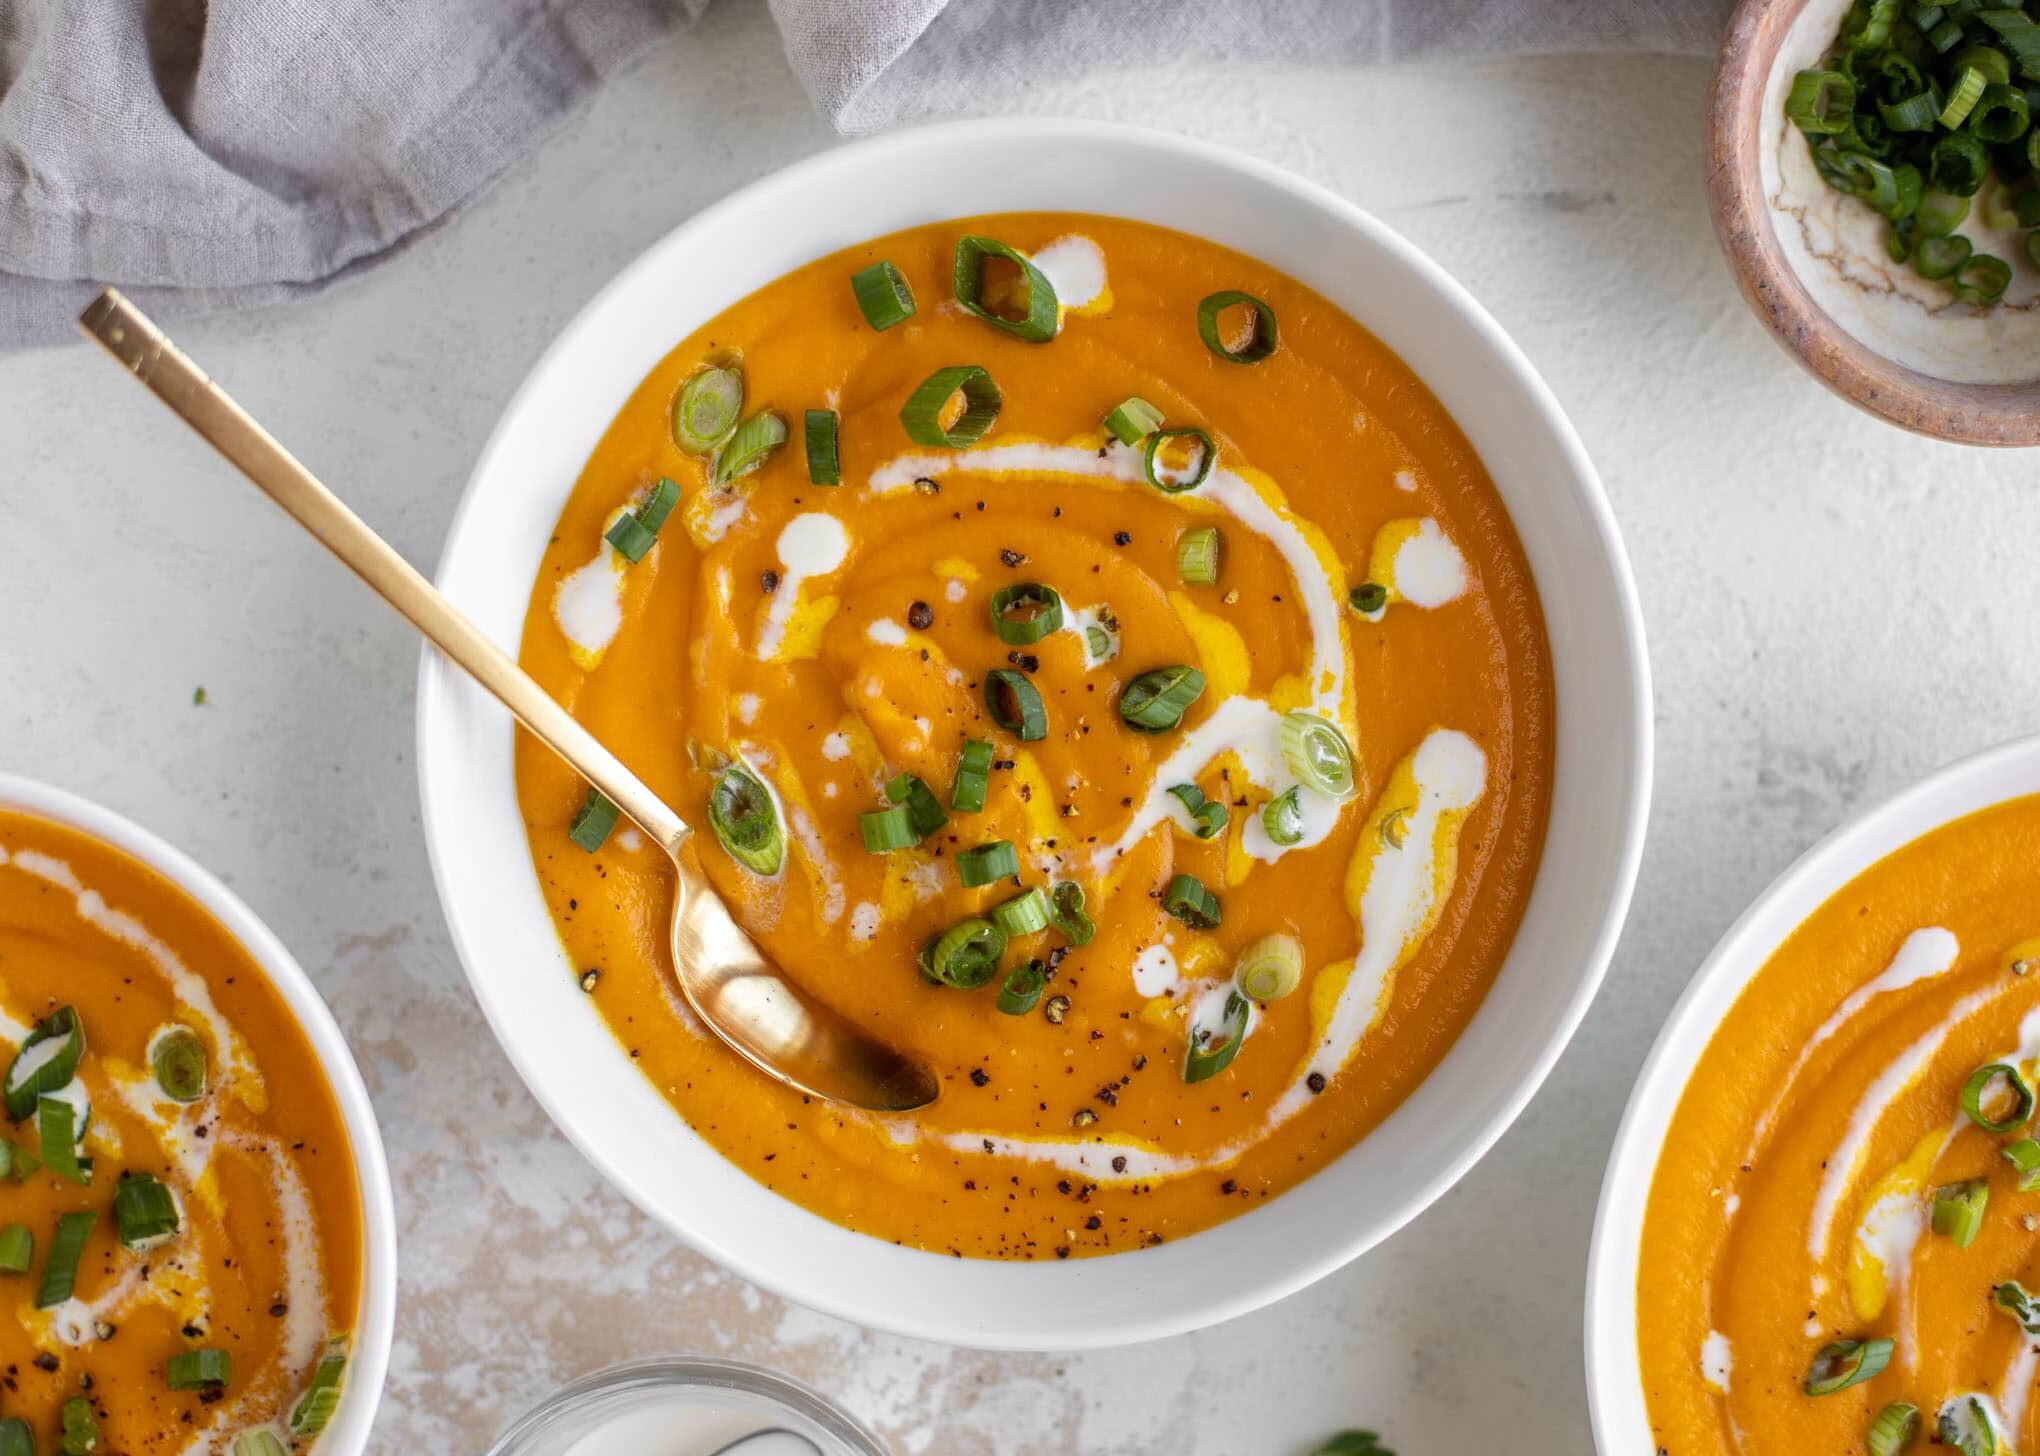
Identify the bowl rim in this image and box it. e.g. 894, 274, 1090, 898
1582, 731, 2040, 1449
416, 114, 1653, 1349
1708, 0, 2040, 446
0, 773, 398, 1454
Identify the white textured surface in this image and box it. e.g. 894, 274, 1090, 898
5, 7, 2038, 1452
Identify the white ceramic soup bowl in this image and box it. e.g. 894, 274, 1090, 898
1584, 735, 2040, 1447
0, 774, 398, 1453
417, 117, 1651, 1350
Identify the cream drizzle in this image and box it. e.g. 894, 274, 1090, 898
756, 512, 849, 661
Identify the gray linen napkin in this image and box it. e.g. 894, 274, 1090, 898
0, 0, 1730, 349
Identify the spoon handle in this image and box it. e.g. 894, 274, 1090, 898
78, 289, 691, 853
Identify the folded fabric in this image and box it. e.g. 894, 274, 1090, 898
0, 0, 1731, 349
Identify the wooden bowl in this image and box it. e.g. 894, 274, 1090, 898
1710, 0, 2040, 445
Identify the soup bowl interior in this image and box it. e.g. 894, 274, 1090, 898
0, 774, 398, 1454
417, 117, 1651, 1350
1584, 734, 2040, 1448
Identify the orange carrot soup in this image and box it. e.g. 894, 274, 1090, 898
0, 810, 362, 1453
1639, 794, 2040, 1455
513, 213, 1554, 1258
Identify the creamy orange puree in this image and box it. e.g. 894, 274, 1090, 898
0, 810, 362, 1453
514, 212, 1552, 1258
1640, 794, 2040, 1453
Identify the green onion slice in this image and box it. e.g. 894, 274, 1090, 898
886, 772, 949, 838
1942, 65, 1989, 126
1165, 783, 1229, 840
1349, 582, 1388, 616
1971, 80, 2031, 141
1263, 787, 1306, 847
567, 788, 620, 853
1962, 1061, 2033, 1131
38, 1095, 90, 1186
850, 260, 916, 330
1931, 132, 1991, 196
150, 1024, 207, 1104
1789, 68, 1858, 133
1938, 1396, 1996, 1456
36, 1210, 93, 1308
5, 1006, 84, 1121
59, 1398, 96, 1456
2006, 1137, 2040, 1190
1917, 189, 1970, 237
1162, 873, 1221, 929
991, 887, 1051, 938
1918, 232, 1975, 278
951, 740, 993, 813
1184, 989, 1250, 1083
167, 1348, 231, 1391
1805, 1336, 1894, 1395
1048, 881, 1095, 946
1196, 290, 1278, 362
673, 365, 744, 455
0, 1420, 29, 1456
1142, 426, 1215, 493
1176, 526, 1220, 586
859, 804, 919, 854
237, 1431, 289, 1456
952, 236, 1059, 342
1118, 665, 1205, 733
901, 365, 1002, 448
605, 477, 681, 564
709, 765, 784, 874
1104, 396, 1163, 446
1308, 1433, 1392, 1456
1953, 41, 2014, 86
1881, 88, 1942, 131
957, 840, 1018, 887
990, 583, 1065, 645
114, 1170, 180, 1249
925, 918, 1006, 990
604, 512, 655, 566
1868, 1402, 1921, 1456
1995, 1278, 2040, 1334
1234, 933, 1304, 1002
984, 669, 1048, 741
0, 1224, 30, 1274
804, 409, 841, 487
995, 960, 1047, 1016
712, 411, 788, 485
1931, 1177, 1990, 1246
290, 1336, 350, 1435
1952, 252, 2012, 304
1281, 712, 1357, 800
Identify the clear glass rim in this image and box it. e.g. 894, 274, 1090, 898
482, 1355, 889, 1456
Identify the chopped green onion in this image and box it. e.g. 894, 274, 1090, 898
605, 477, 681, 563
1281, 712, 1357, 800
984, 669, 1047, 741
1939, 1396, 1996, 1456
1971, 81, 2032, 140
1142, 426, 1214, 493
167, 1348, 231, 1392
673, 365, 743, 455
0, 1419, 29, 1456
859, 804, 918, 853
1942, 65, 1990, 126
712, 411, 788, 485
1917, 231, 1974, 276
1804, 1336, 1894, 1395
1995, 1278, 2040, 1333
925, 918, 1006, 990
2019, 187, 2040, 227
237, 1433, 289, 1456
952, 236, 1059, 342
1117, 665, 1205, 733
1196, 290, 1278, 362
1184, 989, 1249, 1083
289, 1337, 350, 1435
991, 887, 1051, 938
1234, 933, 1305, 1002
803, 409, 841, 487
1931, 1177, 1990, 1246
38, 1096, 90, 1186
8, 1145, 38, 1180
1861, 0, 1899, 46
901, 365, 1001, 448
1349, 582, 1388, 615
1165, 783, 1229, 840
1979, 8, 2040, 80
150, 1025, 207, 1104
957, 840, 1018, 887
886, 772, 949, 838
1962, 1061, 2033, 1130
1788, 68, 1859, 133
1103, 396, 1163, 446
1928, 16, 1965, 51
1176, 526, 1221, 585
1163, 873, 1221, 929
950, 740, 993, 813
1869, 1402, 1921, 1456
709, 765, 784, 874
0, 1225, 30, 1274
996, 960, 1047, 1015
1308, 1434, 1393, 1456
850, 260, 916, 330
1952, 251, 2012, 303
2005, 1137, 2040, 1190
1263, 787, 1306, 847
989, 583, 1065, 644
1882, 87, 1944, 131
5, 1007, 84, 1121
60, 1396, 96, 1456
1953, 42, 2014, 86
1048, 881, 1095, 946
567, 787, 620, 853
114, 1171, 180, 1249
1917, 188, 1971, 234
37, 1210, 93, 1308
1932, 132, 1992, 194
603, 510, 653, 565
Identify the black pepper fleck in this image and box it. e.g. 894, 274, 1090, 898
908, 601, 934, 630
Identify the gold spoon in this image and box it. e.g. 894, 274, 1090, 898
79, 289, 939, 1113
